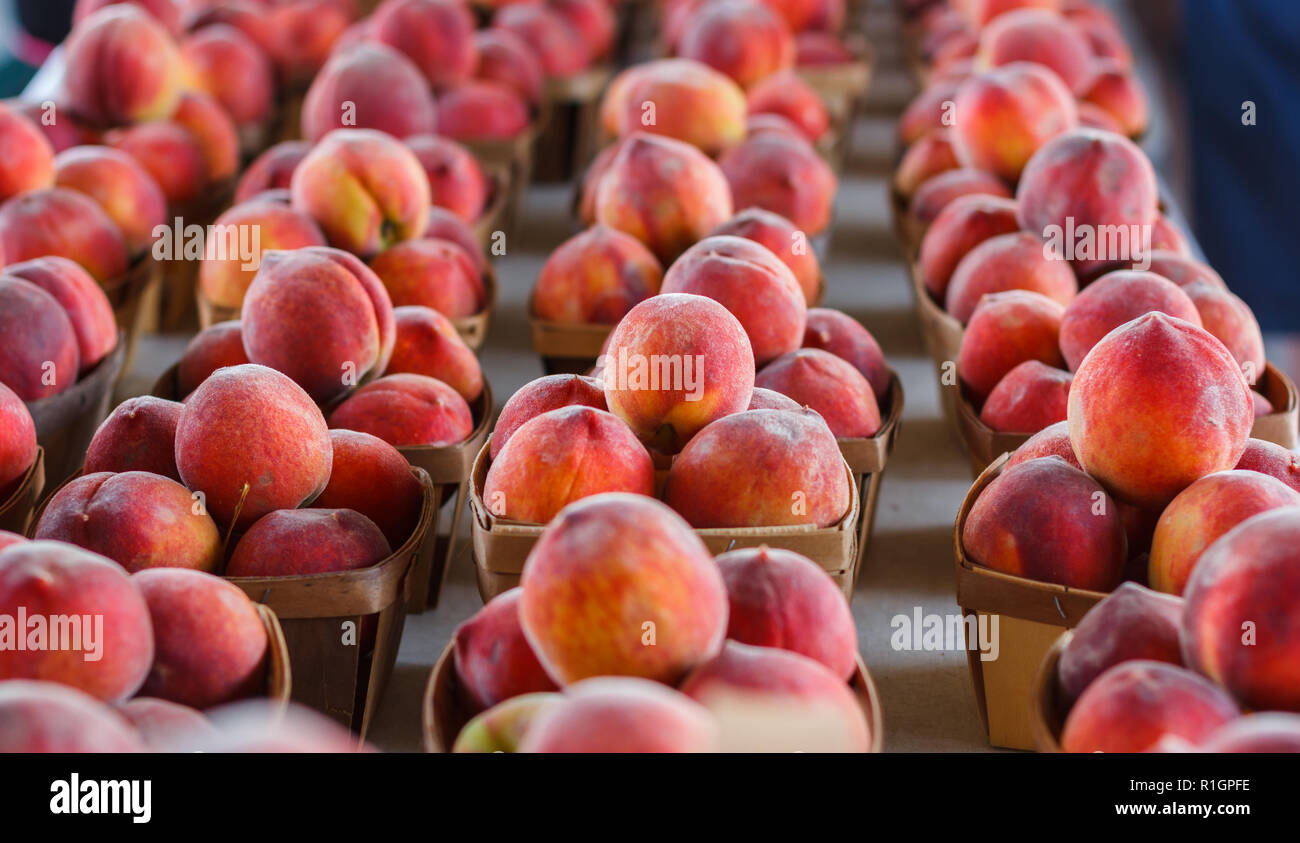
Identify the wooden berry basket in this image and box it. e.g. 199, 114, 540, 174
532, 65, 614, 183
462, 122, 542, 239
254, 602, 294, 709
890, 183, 927, 264
907, 261, 965, 432
840, 373, 905, 588
471, 165, 514, 251
953, 454, 1108, 750
0, 448, 45, 535
422, 640, 884, 753
24, 333, 127, 489
101, 254, 162, 381
468, 440, 861, 602
1030, 631, 1072, 753
156, 180, 238, 332
528, 312, 613, 375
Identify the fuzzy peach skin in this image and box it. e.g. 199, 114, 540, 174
759, 0, 844, 32
958, 290, 1064, 403
328, 373, 474, 447
117, 696, 214, 749
963, 0, 1064, 27
490, 375, 606, 460
717, 546, 856, 679
0, 383, 36, 498
312, 429, 424, 549
678, 0, 794, 89
0, 277, 80, 401
385, 306, 483, 402
474, 28, 543, 107
0, 103, 54, 202
710, 208, 820, 305
794, 31, 854, 65
132, 568, 268, 709
1142, 251, 1227, 289
944, 231, 1077, 324
963, 456, 1126, 590
746, 387, 801, 411
405, 134, 488, 224
719, 131, 836, 235
532, 226, 663, 325
167, 91, 242, 186
918, 193, 1020, 301
290, 128, 431, 259
436, 81, 532, 142
801, 308, 890, 403
1150, 215, 1191, 256
484, 406, 655, 524
1181, 506, 1300, 712
422, 206, 487, 273
518, 493, 728, 684
602, 293, 754, 453
369, 0, 478, 87
35, 471, 222, 574
1005, 420, 1079, 469
265, 0, 356, 85
1058, 270, 1201, 371
197, 197, 328, 311
1235, 438, 1300, 494
0, 187, 129, 281
84, 396, 182, 480
611, 59, 747, 157
662, 235, 807, 366
909, 168, 1012, 228
453, 692, 561, 753
3, 256, 117, 374
301, 43, 436, 142
52, 145, 166, 258
595, 133, 733, 264
175, 321, 250, 396
520, 677, 719, 752
577, 140, 619, 226
975, 10, 1094, 93
746, 72, 829, 142
898, 77, 963, 145
226, 508, 391, 576
1067, 313, 1254, 508
894, 128, 959, 199
0, 681, 145, 752
1181, 281, 1266, 383
1058, 582, 1185, 702
0, 541, 154, 702
181, 23, 275, 129
551, 0, 616, 60
1200, 713, 1300, 753
368, 238, 485, 318
61, 5, 183, 127
755, 349, 880, 438
1060, 660, 1239, 752
493, 2, 592, 77
1080, 61, 1148, 137
454, 588, 560, 711
234, 141, 310, 203
950, 62, 1077, 182
665, 408, 850, 527
1149, 470, 1300, 596
104, 120, 208, 205
175, 363, 332, 529
680, 640, 869, 753
3, 98, 98, 154
980, 360, 1071, 434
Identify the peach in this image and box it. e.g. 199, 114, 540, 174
406, 134, 489, 224
1235, 438, 1300, 494
301, 43, 437, 142
1005, 420, 1080, 469
3, 99, 98, 154
106, 120, 208, 205
602, 293, 753, 452
166, 91, 240, 185
226, 508, 390, 577
613, 59, 747, 156
1181, 507, 1300, 711
918, 193, 1020, 301
519, 493, 728, 684
1080, 61, 1148, 137
958, 290, 1064, 403
175, 363, 332, 529
175, 321, 250, 396
117, 697, 214, 749
181, 699, 372, 752
745, 72, 829, 143
944, 231, 1077, 324
291, 128, 431, 259
898, 78, 962, 145
1201, 713, 1300, 753
596, 133, 734, 265
1059, 270, 1201, 371
312, 429, 425, 549
266, 0, 356, 85
132, 568, 268, 709
198, 198, 329, 311
0, 277, 80, 401
62, 5, 184, 127
474, 29, 544, 106
185, 1, 273, 52
965, 0, 1062, 27
551, 0, 616, 60
979, 360, 1071, 432
369, 0, 478, 87
328, 373, 474, 447
758, 0, 844, 32
35, 471, 222, 574
385, 306, 483, 402
747, 387, 801, 411
710, 208, 820, 305
520, 677, 719, 752
83, 396, 183, 480
755, 349, 880, 438
662, 235, 806, 366
1075, 100, 1124, 134
1061, 660, 1239, 752
1067, 313, 1254, 508
369, 238, 485, 318
453, 692, 561, 753
0, 383, 37, 498
680, 641, 869, 752
1058, 582, 1185, 701
679, 0, 794, 89
801, 309, 890, 403
666, 408, 849, 527
1181, 281, 1266, 383
794, 31, 855, 65
52, 145, 166, 258
242, 247, 394, 403
532, 225, 662, 324
951, 62, 1077, 182
976, 10, 1094, 94
436, 81, 532, 141
1149, 470, 1300, 596
1150, 215, 1191, 256
485, 406, 654, 524
1143, 251, 1227, 289
576, 140, 619, 226
422, 206, 487, 273
894, 128, 960, 200
181, 23, 275, 129
3, 256, 117, 373
719, 131, 836, 235
234, 141, 310, 204
454, 588, 561, 711
0, 187, 128, 281
0, 681, 145, 752
490, 375, 607, 460
0, 541, 154, 702
493, 2, 591, 77
0, 103, 54, 201
909, 168, 1012, 228
716, 546, 856, 679
962, 456, 1126, 590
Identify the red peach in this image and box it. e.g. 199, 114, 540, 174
328, 373, 475, 447
944, 231, 1077, 324
0, 103, 54, 202
165, 91, 240, 185
83, 396, 183, 480
301, 43, 437, 142
198, 197, 330, 311
614, 59, 748, 156
368, 238, 485, 318
422, 206, 487, 273
801, 309, 890, 403
53, 145, 167, 258
958, 290, 1065, 403
0, 187, 128, 281
894, 128, 960, 199
181, 23, 275, 129
1142, 251, 1228, 289
532, 225, 663, 324
898, 78, 962, 145
3, 256, 117, 374
0, 681, 145, 752
175, 321, 250, 396
1181, 281, 1266, 384
918, 193, 1021, 301
490, 375, 607, 460
226, 508, 391, 576
385, 306, 484, 402
709, 208, 820, 305
106, 120, 209, 205
0, 383, 37, 499
747, 387, 801, 411
493, 2, 591, 77
719, 131, 836, 235
474, 29, 544, 106
755, 349, 880, 438
312, 429, 425, 549
979, 360, 1071, 433
234, 141, 310, 204
405, 134, 489, 224
1058, 270, 1201, 371
520, 677, 719, 752
454, 588, 560, 711
1058, 581, 1185, 701
909, 168, 1012, 228
266, 0, 357, 85
746, 72, 829, 143
369, 0, 478, 87
1005, 420, 1080, 469
0, 277, 80, 401
951, 62, 1077, 182
550, 0, 616, 60
975, 9, 1094, 93
62, 5, 184, 126
436, 81, 531, 141
1235, 438, 1300, 494
679, 0, 795, 90
1080, 60, 1148, 137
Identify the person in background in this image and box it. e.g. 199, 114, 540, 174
1, 0, 74, 96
